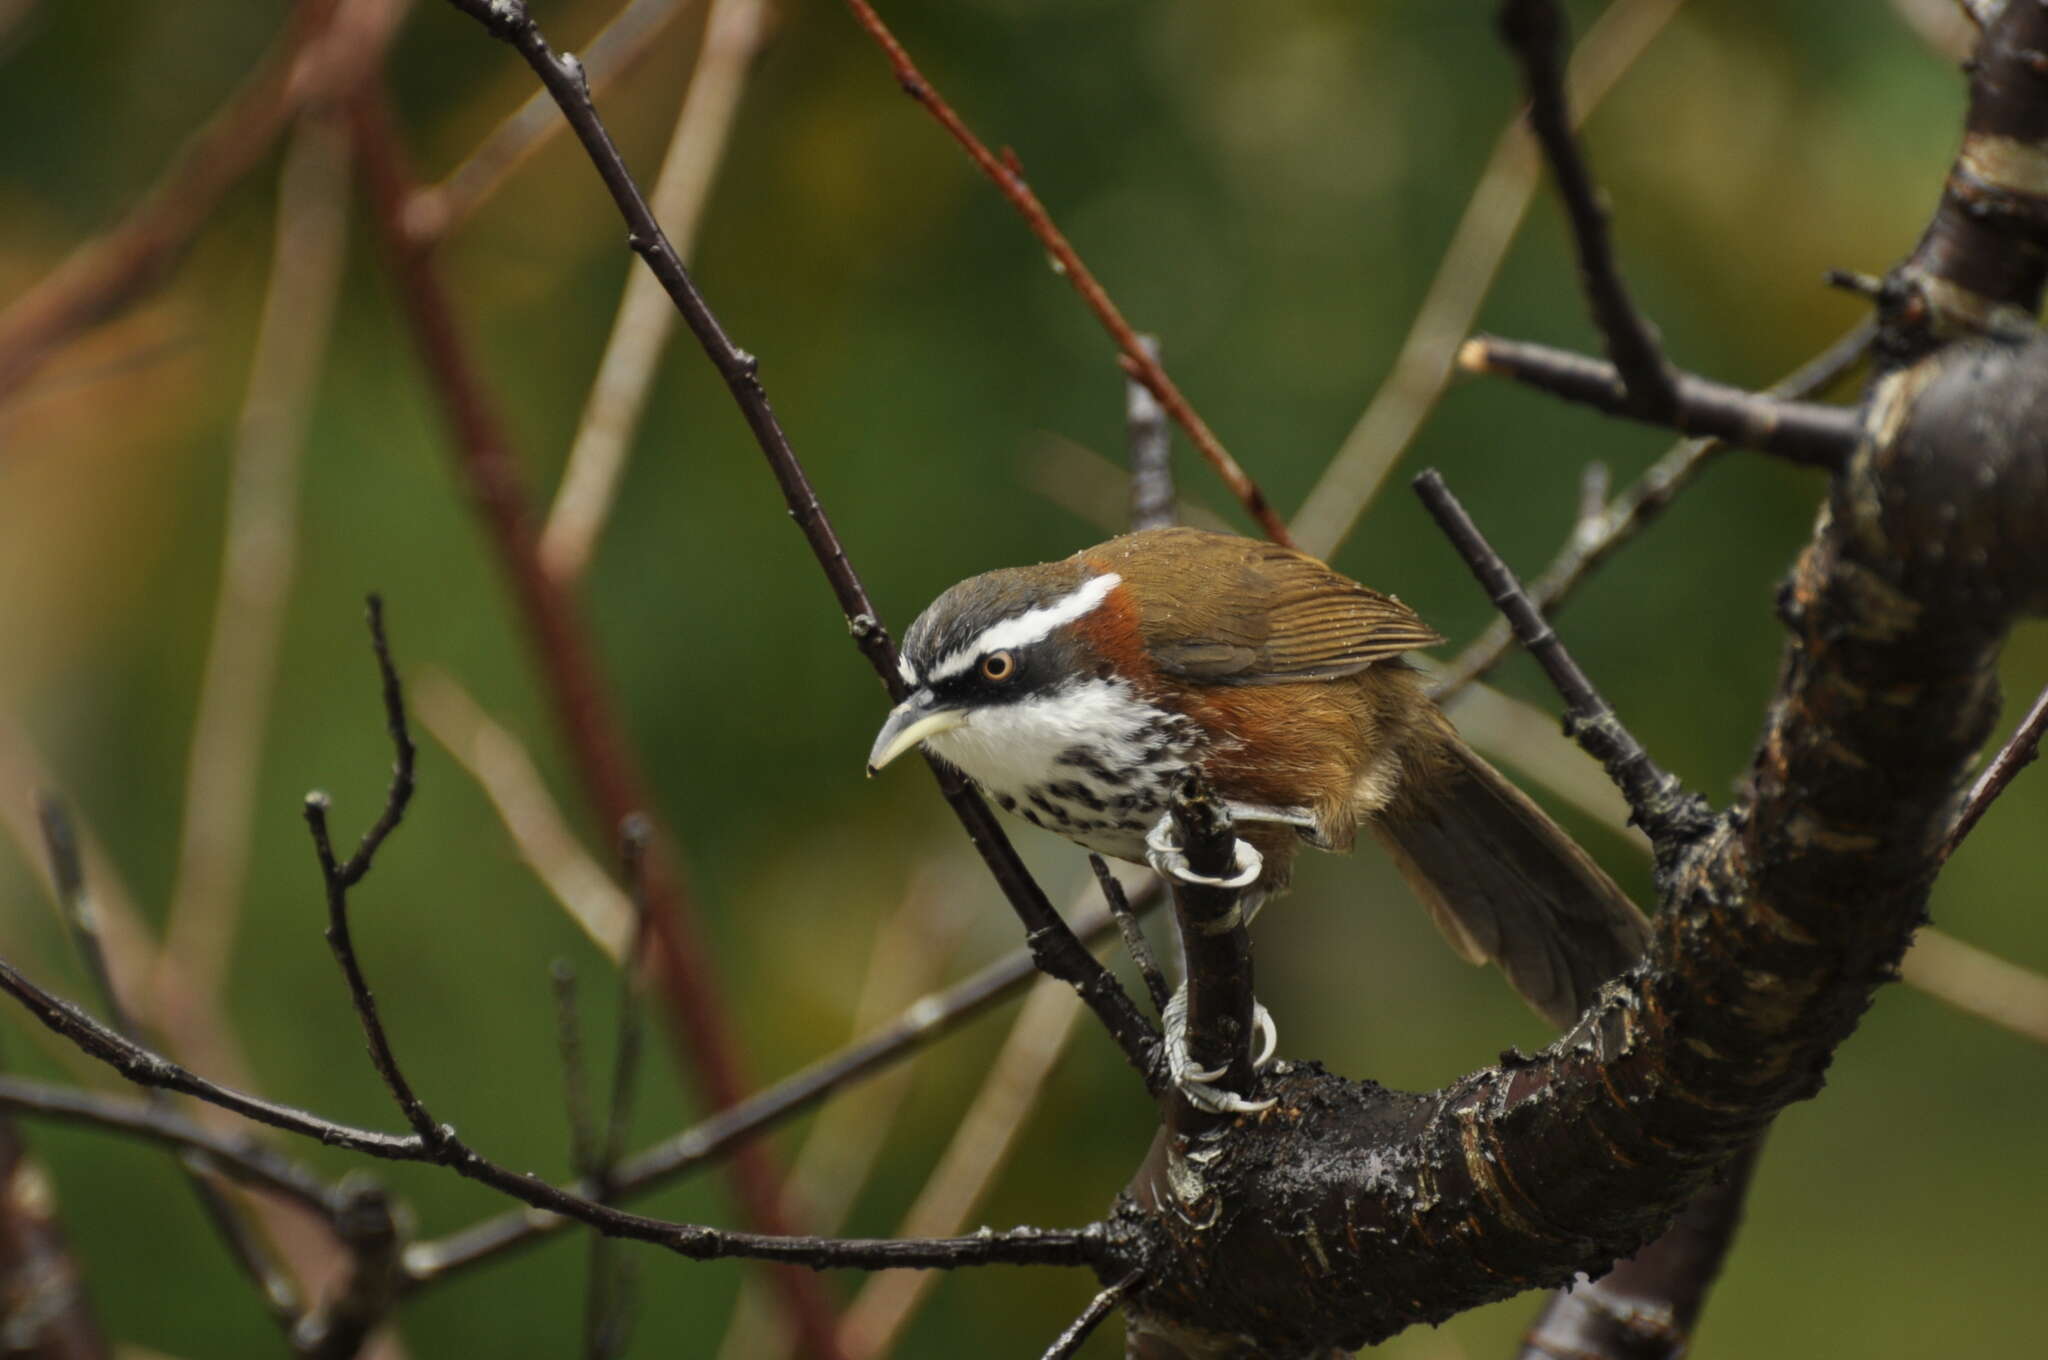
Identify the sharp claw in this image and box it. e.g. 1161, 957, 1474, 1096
1161, 984, 1279, 1115
1252, 1002, 1278, 1070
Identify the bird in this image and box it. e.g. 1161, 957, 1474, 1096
867, 526, 1648, 1031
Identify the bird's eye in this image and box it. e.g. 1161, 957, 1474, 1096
980, 651, 1015, 682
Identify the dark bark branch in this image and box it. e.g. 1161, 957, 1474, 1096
1116, 328, 2048, 1353
0, 948, 1113, 1273
1498, 0, 1676, 419
434, 0, 1164, 1094
1092, 856, 1169, 1017
1517, 1142, 1760, 1360
304, 598, 441, 1151
1458, 335, 1866, 468
0, 1077, 342, 1221
0, 955, 420, 1161
1413, 470, 1712, 862
834, 0, 1294, 546
1162, 777, 1264, 1128
406, 878, 1164, 1286
405, 0, 701, 243
1890, 0, 2048, 348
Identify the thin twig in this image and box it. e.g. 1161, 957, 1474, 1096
405, 877, 1163, 1285
406, 0, 708, 243
414, 669, 635, 962
36, 798, 306, 1330
1430, 318, 1875, 700
837, 0, 1293, 545
304, 599, 439, 1146
1041, 1270, 1142, 1360
1499, 0, 1676, 417
1413, 470, 1711, 860
160, 112, 352, 1005
0, 952, 1110, 1273
540, 0, 773, 583
1124, 335, 1173, 533
1091, 855, 1168, 1016
1941, 681, 2048, 859
435, 0, 1163, 1093
1290, 0, 1687, 558
1458, 334, 1865, 469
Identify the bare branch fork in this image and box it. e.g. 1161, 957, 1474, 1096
1429, 317, 1875, 701
1463, 0, 1866, 470
1498, 0, 1676, 419
0, 606, 1116, 1282
436, 0, 1163, 1090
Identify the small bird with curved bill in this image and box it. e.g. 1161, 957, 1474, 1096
868, 526, 1649, 1034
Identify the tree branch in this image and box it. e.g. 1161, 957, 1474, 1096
405, 877, 1164, 1286
1941, 679, 2048, 860
1431, 318, 1873, 700
1413, 470, 1711, 863
1498, 0, 1676, 418
1457, 335, 1866, 468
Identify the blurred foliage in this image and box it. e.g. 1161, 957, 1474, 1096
0, 0, 2041, 1355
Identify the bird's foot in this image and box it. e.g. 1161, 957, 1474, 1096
1161, 984, 1278, 1115
1143, 813, 1266, 928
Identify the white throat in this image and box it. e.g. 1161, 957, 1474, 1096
923, 676, 1164, 794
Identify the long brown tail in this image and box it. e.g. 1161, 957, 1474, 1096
1370, 727, 1650, 1030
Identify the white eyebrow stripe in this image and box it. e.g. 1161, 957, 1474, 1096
927, 572, 1123, 681
897, 654, 919, 687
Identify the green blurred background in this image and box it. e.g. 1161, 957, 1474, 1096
0, 0, 2041, 1354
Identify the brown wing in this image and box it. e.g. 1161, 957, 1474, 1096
1083, 527, 1443, 685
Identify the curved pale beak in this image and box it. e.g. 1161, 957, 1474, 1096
867, 692, 966, 775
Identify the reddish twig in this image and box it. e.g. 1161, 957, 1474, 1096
1942, 681, 2048, 860
345, 90, 847, 1358
838, 0, 1293, 546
